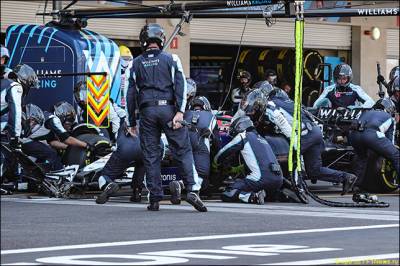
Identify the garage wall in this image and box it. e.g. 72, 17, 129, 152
190, 19, 352, 50
387, 28, 399, 59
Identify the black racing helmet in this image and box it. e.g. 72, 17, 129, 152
392, 76, 399, 92
139, 23, 166, 50
189, 96, 212, 111
373, 97, 397, 115
12, 64, 39, 96
53, 101, 76, 125
229, 116, 254, 137
333, 63, 353, 89
186, 78, 197, 99
240, 88, 268, 115
389, 66, 399, 82
22, 103, 44, 136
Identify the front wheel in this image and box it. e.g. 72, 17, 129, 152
63, 134, 112, 168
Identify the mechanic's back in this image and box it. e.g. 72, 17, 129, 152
131, 49, 186, 110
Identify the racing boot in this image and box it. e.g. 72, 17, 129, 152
147, 201, 160, 211
129, 186, 142, 203
186, 191, 208, 212
169, 180, 184, 205
95, 182, 119, 204
249, 190, 266, 205
352, 193, 379, 203
341, 173, 358, 195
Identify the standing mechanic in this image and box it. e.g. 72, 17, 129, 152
96, 78, 197, 205
126, 23, 207, 212
119, 45, 133, 107
1, 45, 12, 79
313, 63, 374, 109
231, 70, 252, 114
1, 64, 38, 149
246, 87, 357, 194
214, 116, 283, 204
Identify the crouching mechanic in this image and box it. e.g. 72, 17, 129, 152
249, 87, 357, 194
348, 98, 399, 197
29, 102, 94, 158
213, 116, 283, 204
95, 122, 167, 204
20, 104, 63, 171
182, 95, 218, 192
313, 63, 374, 109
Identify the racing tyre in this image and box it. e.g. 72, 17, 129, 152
63, 134, 112, 168
361, 151, 398, 193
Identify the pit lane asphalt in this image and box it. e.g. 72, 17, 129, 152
1, 187, 399, 265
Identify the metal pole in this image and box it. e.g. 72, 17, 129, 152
50, 6, 399, 19
163, 11, 192, 51
56, 0, 285, 18
52, 0, 62, 20
36, 72, 107, 78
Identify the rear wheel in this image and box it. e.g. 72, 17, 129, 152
361, 151, 398, 193
63, 134, 112, 168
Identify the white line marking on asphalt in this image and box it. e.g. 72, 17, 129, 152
1, 224, 398, 255
262, 252, 400, 265
1, 197, 399, 221
2, 263, 41, 265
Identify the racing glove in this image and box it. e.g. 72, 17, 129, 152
377, 74, 385, 84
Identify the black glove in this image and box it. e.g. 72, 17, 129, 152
377, 75, 385, 84
9, 137, 22, 150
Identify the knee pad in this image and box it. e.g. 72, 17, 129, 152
221, 188, 239, 202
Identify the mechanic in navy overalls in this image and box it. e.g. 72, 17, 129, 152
19, 104, 63, 171
126, 23, 207, 212
313, 63, 374, 109
182, 95, 219, 192
213, 116, 283, 204
96, 78, 198, 205
25, 102, 90, 169
168, 79, 212, 198
95, 122, 168, 205
347, 101, 399, 191
253, 87, 357, 195
1, 64, 38, 150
